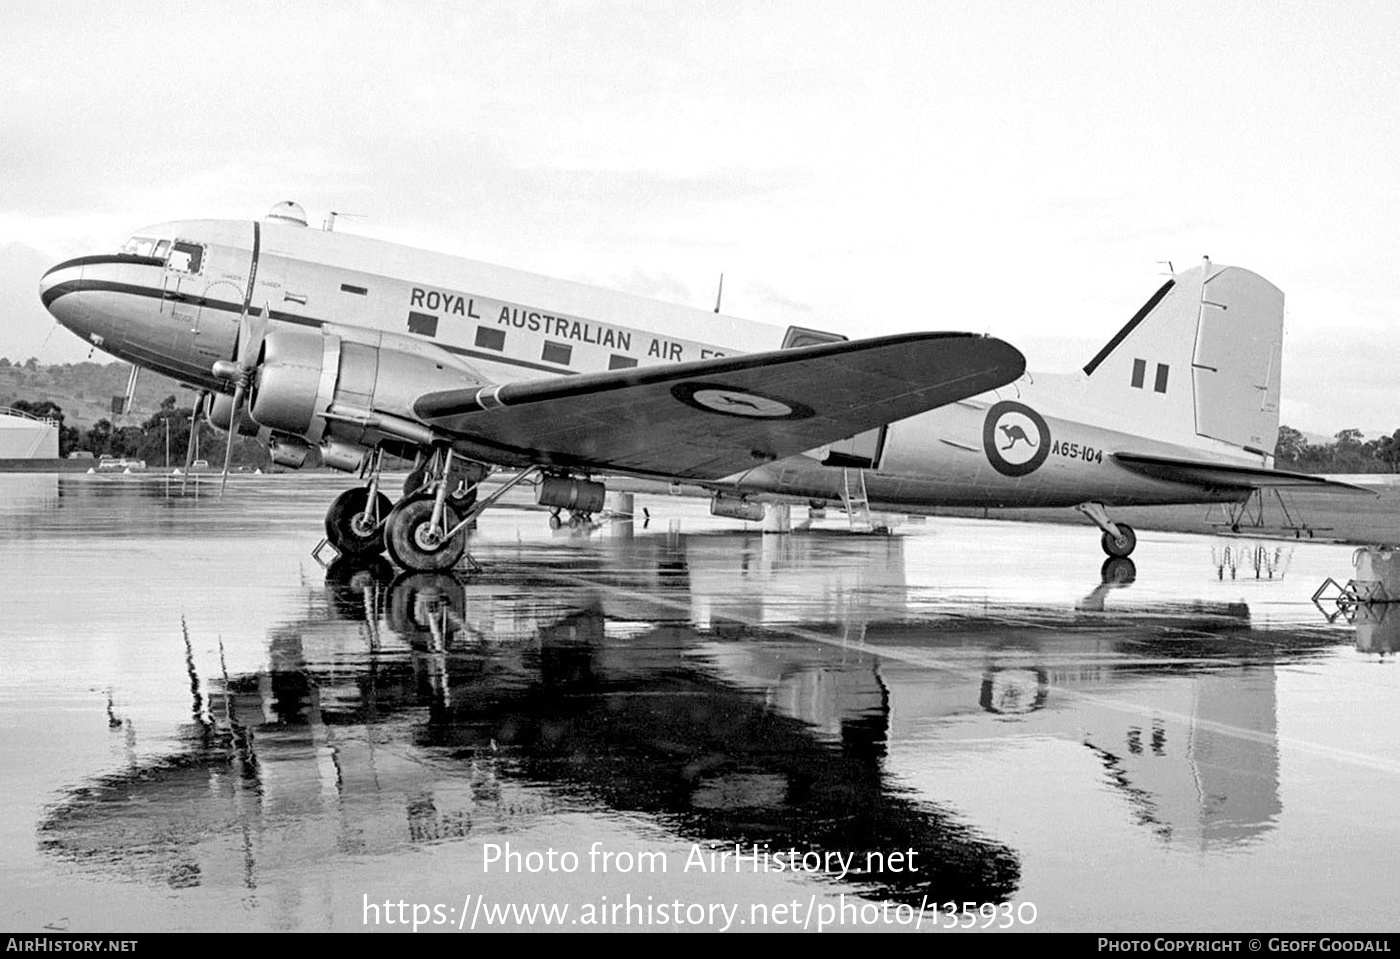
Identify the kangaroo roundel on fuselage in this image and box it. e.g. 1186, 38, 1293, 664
983, 401, 1051, 476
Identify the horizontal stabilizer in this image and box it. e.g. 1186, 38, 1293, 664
414, 332, 1025, 479
1113, 452, 1372, 493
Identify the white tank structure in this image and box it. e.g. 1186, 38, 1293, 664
0, 407, 60, 458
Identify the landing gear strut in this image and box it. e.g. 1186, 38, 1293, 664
1076, 501, 1137, 558
320, 449, 544, 572
324, 449, 391, 557
382, 451, 540, 572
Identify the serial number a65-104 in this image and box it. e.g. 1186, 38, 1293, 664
1052, 439, 1103, 464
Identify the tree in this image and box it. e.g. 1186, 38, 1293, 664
85, 419, 114, 456
1275, 425, 1306, 467
23, 357, 38, 371
1375, 430, 1400, 473
1332, 428, 1370, 473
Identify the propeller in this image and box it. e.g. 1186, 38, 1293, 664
211, 307, 269, 497
180, 390, 208, 493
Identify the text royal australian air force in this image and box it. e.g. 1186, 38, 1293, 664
408, 286, 728, 363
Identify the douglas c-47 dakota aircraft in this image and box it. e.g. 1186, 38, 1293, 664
39, 202, 1353, 571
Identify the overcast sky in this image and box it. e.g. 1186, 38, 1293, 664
3, 1, 1397, 436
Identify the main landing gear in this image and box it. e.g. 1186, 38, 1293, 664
1076, 501, 1137, 559
320, 448, 542, 573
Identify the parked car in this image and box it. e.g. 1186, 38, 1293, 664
96, 455, 146, 472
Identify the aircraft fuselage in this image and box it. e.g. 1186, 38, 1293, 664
41, 213, 1264, 517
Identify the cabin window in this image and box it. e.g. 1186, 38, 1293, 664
608, 354, 638, 370
407, 312, 438, 337
341, 283, 368, 295
1154, 363, 1169, 393
475, 327, 506, 351
167, 241, 204, 274
542, 341, 572, 366
1131, 358, 1146, 388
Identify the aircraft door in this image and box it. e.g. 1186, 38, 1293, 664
194, 280, 243, 363
783, 326, 889, 469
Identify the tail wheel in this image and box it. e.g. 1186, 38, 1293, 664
325, 487, 392, 557
1101, 523, 1137, 558
384, 497, 467, 571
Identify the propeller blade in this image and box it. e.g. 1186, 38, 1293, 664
215, 305, 272, 498
236, 309, 269, 370
218, 382, 245, 498
182, 391, 207, 493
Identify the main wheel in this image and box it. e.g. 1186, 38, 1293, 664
383, 497, 467, 571
1100, 522, 1137, 558
325, 487, 393, 557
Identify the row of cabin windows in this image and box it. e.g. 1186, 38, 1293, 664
473, 319, 641, 369
115, 242, 641, 375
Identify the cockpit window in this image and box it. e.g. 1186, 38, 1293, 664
167, 240, 204, 274
120, 236, 160, 257
153, 239, 171, 259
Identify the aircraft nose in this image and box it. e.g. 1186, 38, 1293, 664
39, 255, 116, 349
40, 257, 84, 329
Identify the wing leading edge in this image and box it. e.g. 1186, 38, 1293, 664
414, 332, 1025, 479
1113, 452, 1372, 493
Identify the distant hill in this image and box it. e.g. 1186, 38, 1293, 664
0, 358, 200, 429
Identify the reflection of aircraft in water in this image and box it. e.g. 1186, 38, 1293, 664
586, 531, 1334, 849
39, 552, 1021, 908
39, 532, 1342, 907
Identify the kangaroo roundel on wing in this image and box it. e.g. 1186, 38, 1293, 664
983, 400, 1050, 476
671, 382, 814, 420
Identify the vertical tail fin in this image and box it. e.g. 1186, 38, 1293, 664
1081, 259, 1283, 456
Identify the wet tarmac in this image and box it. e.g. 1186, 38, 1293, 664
1, 473, 1397, 933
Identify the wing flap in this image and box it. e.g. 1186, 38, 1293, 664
1113, 452, 1372, 492
414, 332, 1024, 478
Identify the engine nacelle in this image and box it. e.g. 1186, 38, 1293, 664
536, 476, 606, 514
207, 392, 262, 437
248, 326, 485, 446
710, 493, 765, 522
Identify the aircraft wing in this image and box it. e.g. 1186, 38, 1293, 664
414, 332, 1024, 479
1112, 452, 1373, 493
